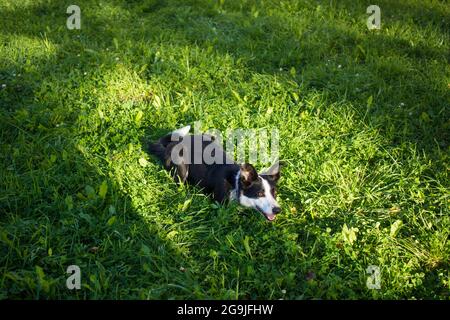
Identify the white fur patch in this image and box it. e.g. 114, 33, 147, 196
239, 176, 280, 220
172, 125, 191, 138
229, 170, 241, 201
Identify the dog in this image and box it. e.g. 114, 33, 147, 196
148, 125, 282, 221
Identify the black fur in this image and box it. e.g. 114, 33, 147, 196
149, 133, 239, 202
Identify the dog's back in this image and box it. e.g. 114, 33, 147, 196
148, 126, 239, 202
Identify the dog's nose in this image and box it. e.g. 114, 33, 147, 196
273, 207, 281, 214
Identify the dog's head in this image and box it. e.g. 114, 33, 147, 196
237, 162, 282, 221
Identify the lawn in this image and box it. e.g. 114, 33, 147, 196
0, 0, 449, 299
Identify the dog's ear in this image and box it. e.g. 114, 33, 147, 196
261, 161, 282, 183
240, 163, 258, 188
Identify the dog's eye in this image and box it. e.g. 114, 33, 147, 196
257, 191, 265, 197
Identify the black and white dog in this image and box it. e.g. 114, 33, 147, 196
149, 125, 282, 221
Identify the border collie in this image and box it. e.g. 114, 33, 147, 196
148, 125, 282, 221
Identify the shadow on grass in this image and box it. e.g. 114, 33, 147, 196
0, 3, 208, 300
0, 68, 204, 299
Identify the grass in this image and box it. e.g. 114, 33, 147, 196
0, 0, 449, 299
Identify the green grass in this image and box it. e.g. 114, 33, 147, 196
0, 0, 449, 299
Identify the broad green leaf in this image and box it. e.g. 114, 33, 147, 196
140, 244, 151, 256
36, 266, 49, 293
367, 95, 373, 107
85, 185, 96, 198
65, 195, 73, 210
290, 67, 296, 76
390, 220, 403, 237
139, 157, 148, 167
84, 48, 98, 55
231, 90, 243, 102
243, 236, 252, 259
0, 231, 13, 247
36, 265, 45, 280
181, 199, 191, 212
420, 112, 431, 123
167, 230, 178, 239
153, 95, 161, 108
76, 192, 86, 200
107, 216, 117, 226
98, 180, 108, 199
342, 224, 357, 245
135, 110, 143, 125
357, 44, 366, 56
